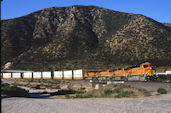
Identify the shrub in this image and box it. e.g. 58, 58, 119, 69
104, 88, 113, 95
138, 88, 146, 92
75, 94, 84, 98
1, 83, 10, 88
113, 86, 123, 93
115, 90, 134, 98
1, 83, 10, 94
65, 94, 71, 99
1, 83, 29, 97
73, 94, 94, 98
157, 88, 167, 94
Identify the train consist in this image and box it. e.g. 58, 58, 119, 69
1, 62, 157, 81
84, 62, 157, 81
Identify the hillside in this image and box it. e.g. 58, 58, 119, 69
1, 5, 171, 70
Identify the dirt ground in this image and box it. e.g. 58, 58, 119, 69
2, 94, 171, 113
2, 79, 171, 113
125, 81, 171, 92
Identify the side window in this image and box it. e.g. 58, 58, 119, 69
143, 65, 149, 68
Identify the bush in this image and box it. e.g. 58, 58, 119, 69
73, 94, 94, 98
157, 88, 167, 94
138, 88, 146, 92
75, 94, 84, 98
1, 83, 29, 97
115, 90, 134, 98
1, 83, 10, 88
1, 83, 10, 94
65, 94, 71, 99
104, 88, 113, 95
113, 86, 123, 93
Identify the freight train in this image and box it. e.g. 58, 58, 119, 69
1, 62, 157, 81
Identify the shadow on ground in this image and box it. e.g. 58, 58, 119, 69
29, 89, 75, 98
2, 89, 75, 99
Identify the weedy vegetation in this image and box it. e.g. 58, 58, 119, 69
65, 84, 137, 99
1, 83, 30, 97
157, 88, 167, 94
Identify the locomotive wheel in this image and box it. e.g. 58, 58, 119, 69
145, 76, 151, 81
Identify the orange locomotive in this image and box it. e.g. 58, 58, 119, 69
84, 70, 114, 78
113, 62, 156, 81
84, 62, 157, 81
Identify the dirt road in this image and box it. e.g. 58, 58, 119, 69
2, 94, 171, 113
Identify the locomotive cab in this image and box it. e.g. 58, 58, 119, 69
140, 62, 156, 81
141, 62, 155, 71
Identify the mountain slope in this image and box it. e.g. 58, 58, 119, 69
1, 5, 171, 70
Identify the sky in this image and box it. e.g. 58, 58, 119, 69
1, 0, 171, 23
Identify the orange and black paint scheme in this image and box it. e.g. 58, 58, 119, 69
84, 62, 157, 81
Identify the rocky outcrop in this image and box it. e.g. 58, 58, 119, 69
1, 5, 171, 70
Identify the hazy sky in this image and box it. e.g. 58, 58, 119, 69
1, 0, 171, 23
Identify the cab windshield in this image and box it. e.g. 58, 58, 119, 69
143, 65, 149, 68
